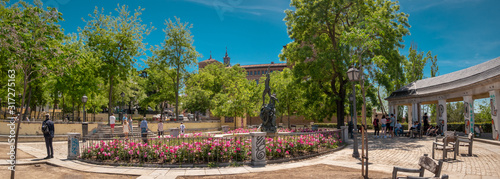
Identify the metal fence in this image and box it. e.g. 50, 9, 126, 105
80, 135, 252, 166
79, 130, 343, 167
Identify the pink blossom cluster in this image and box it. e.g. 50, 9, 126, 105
224, 128, 259, 134
81, 132, 341, 164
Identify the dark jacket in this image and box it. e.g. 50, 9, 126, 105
42, 119, 55, 138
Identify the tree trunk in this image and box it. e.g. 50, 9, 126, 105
77, 103, 81, 122
12, 72, 29, 178
72, 100, 75, 122
175, 65, 180, 121
336, 81, 347, 129
108, 75, 114, 125
23, 85, 33, 120
52, 101, 56, 120
37, 106, 41, 120
377, 86, 386, 115
61, 93, 65, 121
160, 101, 165, 122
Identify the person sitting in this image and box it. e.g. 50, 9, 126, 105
394, 121, 403, 136
409, 121, 421, 138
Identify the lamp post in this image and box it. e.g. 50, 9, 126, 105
120, 92, 125, 125
82, 95, 88, 122
347, 66, 360, 158
82, 95, 88, 141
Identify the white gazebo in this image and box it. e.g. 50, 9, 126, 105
385, 57, 500, 141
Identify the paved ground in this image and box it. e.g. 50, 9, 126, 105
2, 134, 500, 179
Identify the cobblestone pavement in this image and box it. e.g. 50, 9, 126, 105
2, 135, 500, 179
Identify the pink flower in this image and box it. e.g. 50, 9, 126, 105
285, 151, 289, 155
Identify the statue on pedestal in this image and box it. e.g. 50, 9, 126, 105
260, 67, 277, 133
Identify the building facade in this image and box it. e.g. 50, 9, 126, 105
198, 48, 290, 84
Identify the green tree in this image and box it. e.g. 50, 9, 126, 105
475, 100, 491, 123
280, 0, 409, 126
447, 102, 464, 123
151, 17, 200, 120
81, 4, 153, 124
429, 54, 439, 122
143, 59, 176, 118
210, 65, 260, 128
264, 68, 303, 128
0, 1, 75, 177
183, 63, 229, 115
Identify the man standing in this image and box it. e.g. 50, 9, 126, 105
373, 115, 380, 138
110, 113, 116, 136
42, 114, 54, 159
423, 113, 430, 132
140, 117, 149, 143
180, 122, 186, 134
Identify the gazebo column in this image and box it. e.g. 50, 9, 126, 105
490, 90, 500, 141
411, 103, 419, 124
463, 96, 475, 135
394, 105, 399, 124
438, 99, 448, 133
407, 105, 412, 130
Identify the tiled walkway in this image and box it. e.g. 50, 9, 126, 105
2, 135, 500, 179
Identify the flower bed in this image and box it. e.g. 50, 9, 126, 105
80, 131, 342, 166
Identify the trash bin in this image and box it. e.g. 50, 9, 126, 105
67, 133, 80, 159
312, 125, 318, 131
82, 122, 88, 141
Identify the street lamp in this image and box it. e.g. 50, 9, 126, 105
120, 92, 125, 125
347, 66, 360, 158
82, 95, 88, 122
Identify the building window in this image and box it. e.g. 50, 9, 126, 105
257, 71, 260, 75
250, 71, 253, 75
256, 80, 259, 84
247, 71, 249, 75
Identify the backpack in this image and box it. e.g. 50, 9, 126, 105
42, 121, 50, 134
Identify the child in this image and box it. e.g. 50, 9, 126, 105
123, 120, 129, 139
158, 120, 164, 137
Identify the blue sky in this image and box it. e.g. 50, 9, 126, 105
18, 0, 500, 76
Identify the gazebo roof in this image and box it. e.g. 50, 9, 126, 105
386, 57, 500, 100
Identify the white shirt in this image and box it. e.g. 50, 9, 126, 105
180, 124, 185, 130
110, 116, 116, 124
395, 123, 402, 129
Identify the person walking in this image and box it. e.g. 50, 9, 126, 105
128, 115, 134, 138
140, 117, 149, 144
381, 115, 387, 138
123, 119, 129, 139
158, 120, 164, 137
42, 114, 55, 159
180, 122, 186, 134
110, 113, 116, 136
373, 115, 380, 138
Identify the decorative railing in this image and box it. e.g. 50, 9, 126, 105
78, 130, 343, 167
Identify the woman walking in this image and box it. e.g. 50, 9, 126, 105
123, 119, 130, 139
381, 115, 387, 138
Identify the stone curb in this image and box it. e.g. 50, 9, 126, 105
474, 138, 500, 146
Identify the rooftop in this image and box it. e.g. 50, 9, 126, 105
386, 56, 500, 100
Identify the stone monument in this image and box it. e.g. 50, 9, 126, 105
260, 67, 277, 133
